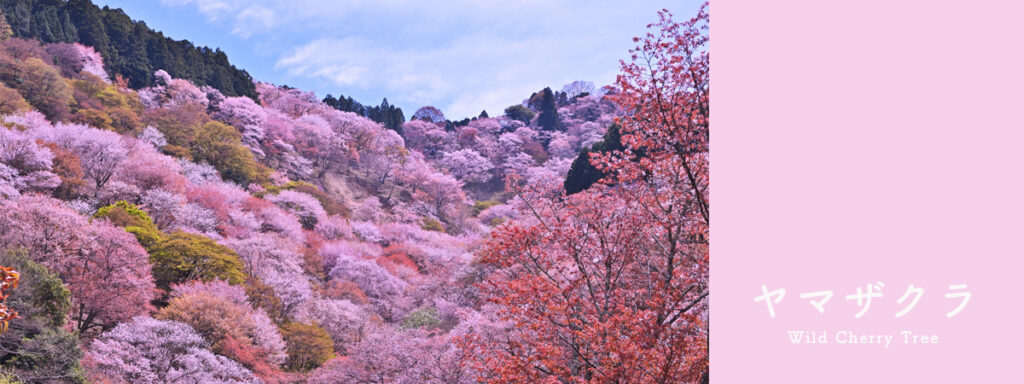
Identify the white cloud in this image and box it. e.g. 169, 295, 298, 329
161, 0, 699, 119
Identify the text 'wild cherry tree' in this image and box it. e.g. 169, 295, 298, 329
464, 5, 709, 384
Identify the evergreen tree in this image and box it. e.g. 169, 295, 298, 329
564, 123, 624, 194
504, 104, 534, 124
1, 0, 258, 99
536, 87, 561, 132
0, 7, 12, 40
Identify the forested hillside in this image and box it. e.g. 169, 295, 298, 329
0, 2, 708, 384
0, 0, 257, 98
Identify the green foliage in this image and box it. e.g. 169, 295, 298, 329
0, 252, 71, 327
148, 231, 246, 290
401, 307, 441, 330
0, 52, 72, 119
0, 372, 22, 384
503, 104, 535, 125
144, 102, 207, 155
564, 123, 625, 195
472, 200, 500, 217
0, 251, 86, 383
281, 322, 334, 371
421, 217, 444, 232
0, 0, 257, 99
0, 8, 11, 40
3, 329, 87, 383
94, 200, 162, 248
244, 278, 286, 325
69, 76, 144, 133
192, 120, 269, 185
0, 81, 30, 114
536, 87, 561, 132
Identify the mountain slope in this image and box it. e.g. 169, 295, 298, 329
1, 0, 257, 98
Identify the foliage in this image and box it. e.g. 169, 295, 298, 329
503, 104, 534, 125
564, 123, 624, 195
157, 285, 286, 375
0, 49, 72, 119
67, 74, 144, 134
411, 106, 445, 124
0, 252, 87, 383
402, 307, 440, 330
535, 87, 561, 132
191, 120, 270, 185
280, 322, 334, 371
148, 231, 246, 290
471, 200, 500, 217
36, 140, 86, 199
0, 7, 11, 40
421, 217, 444, 232
94, 200, 162, 247
0, 196, 156, 335
0, 82, 30, 114
0, 264, 17, 334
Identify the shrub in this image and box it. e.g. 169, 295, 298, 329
401, 307, 440, 330
421, 217, 444, 232
472, 200, 500, 217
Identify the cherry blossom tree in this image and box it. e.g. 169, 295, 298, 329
68, 221, 157, 334
44, 42, 109, 82
439, 149, 494, 184
309, 328, 471, 384
315, 215, 352, 241
0, 196, 156, 335
0, 126, 60, 193
157, 284, 287, 375
324, 242, 409, 319
267, 190, 326, 230
546, 133, 575, 159
295, 296, 368, 353
137, 126, 168, 149
84, 317, 258, 384
29, 122, 128, 192
114, 141, 187, 194
223, 234, 313, 316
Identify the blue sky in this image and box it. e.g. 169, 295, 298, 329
93, 0, 699, 119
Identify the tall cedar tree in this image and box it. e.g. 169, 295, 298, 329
564, 123, 624, 194
536, 87, 561, 132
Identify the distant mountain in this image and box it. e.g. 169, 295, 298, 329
0, 0, 257, 99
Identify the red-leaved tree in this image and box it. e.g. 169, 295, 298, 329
464, 5, 709, 384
